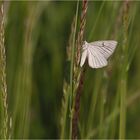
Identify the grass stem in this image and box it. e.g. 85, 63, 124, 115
0, 3, 9, 139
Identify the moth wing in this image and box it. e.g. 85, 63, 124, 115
80, 49, 88, 67
87, 46, 107, 68
89, 40, 117, 59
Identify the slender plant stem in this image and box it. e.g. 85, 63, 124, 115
72, 64, 87, 139
0, 3, 9, 139
76, 0, 88, 65
98, 90, 105, 138
60, 83, 69, 139
69, 1, 79, 138
71, 0, 88, 139
119, 1, 129, 139
60, 15, 76, 139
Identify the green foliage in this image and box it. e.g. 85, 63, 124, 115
0, 1, 140, 139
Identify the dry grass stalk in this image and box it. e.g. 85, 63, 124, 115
72, 64, 87, 139
72, 0, 88, 139
76, 0, 88, 66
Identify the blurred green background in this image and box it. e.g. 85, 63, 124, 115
3, 1, 140, 139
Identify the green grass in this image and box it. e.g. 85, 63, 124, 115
0, 1, 140, 139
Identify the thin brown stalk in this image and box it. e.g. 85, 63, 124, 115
72, 0, 88, 139
0, 3, 8, 139
72, 64, 87, 139
76, 0, 88, 66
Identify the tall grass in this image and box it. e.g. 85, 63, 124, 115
60, 4, 79, 138
0, 1, 140, 139
7, 2, 48, 138
60, 2, 79, 139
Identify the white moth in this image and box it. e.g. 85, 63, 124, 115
80, 40, 117, 68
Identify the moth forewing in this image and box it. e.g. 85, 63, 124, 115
80, 48, 88, 67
